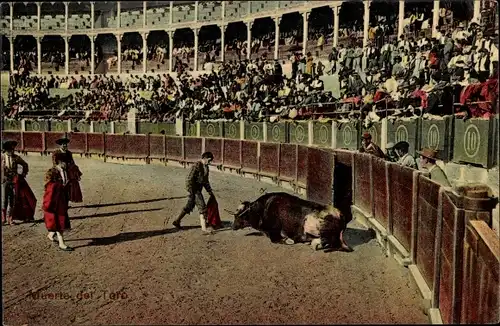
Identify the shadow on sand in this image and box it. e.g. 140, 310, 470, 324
69, 196, 187, 209
343, 227, 376, 248
67, 226, 200, 248
70, 208, 164, 220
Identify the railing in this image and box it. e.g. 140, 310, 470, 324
1, 129, 498, 324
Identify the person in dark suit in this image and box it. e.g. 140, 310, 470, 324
173, 152, 215, 232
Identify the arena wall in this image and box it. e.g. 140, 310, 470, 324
1, 128, 498, 325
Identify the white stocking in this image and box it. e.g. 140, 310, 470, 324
47, 232, 56, 241
199, 215, 207, 232
56, 232, 68, 249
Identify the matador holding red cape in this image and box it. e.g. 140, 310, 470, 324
51, 137, 83, 203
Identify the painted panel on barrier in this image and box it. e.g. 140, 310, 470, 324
297, 145, 308, 185
223, 139, 241, 168
22, 132, 44, 152
105, 134, 127, 157
67, 132, 87, 154
138, 122, 157, 135
289, 122, 309, 145
184, 137, 202, 161
149, 135, 166, 159
312, 121, 332, 147
87, 133, 105, 155
200, 121, 223, 138
93, 121, 111, 133
336, 121, 359, 150
452, 118, 494, 168
386, 118, 420, 156
416, 175, 441, 290
1, 131, 22, 150
420, 116, 453, 161
73, 121, 91, 133
259, 142, 279, 176
244, 122, 264, 141
241, 141, 258, 171
354, 154, 371, 215
224, 122, 240, 140
2, 119, 21, 131
50, 120, 68, 132
267, 122, 288, 143
204, 138, 223, 164
157, 122, 176, 135
372, 157, 388, 228
361, 122, 381, 148
25, 120, 49, 132
333, 150, 353, 223
125, 134, 149, 158
390, 164, 414, 251
114, 122, 128, 134
45, 132, 67, 152
279, 144, 297, 180
306, 148, 333, 205
184, 122, 197, 137
166, 137, 183, 160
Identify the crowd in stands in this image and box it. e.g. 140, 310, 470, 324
4, 12, 498, 124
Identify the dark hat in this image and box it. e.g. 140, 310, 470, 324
55, 137, 70, 145
2, 140, 18, 151
362, 132, 372, 139
417, 148, 438, 160
394, 141, 410, 151
202, 151, 214, 160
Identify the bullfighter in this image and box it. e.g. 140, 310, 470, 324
42, 152, 73, 251
52, 137, 83, 203
173, 152, 215, 233
1, 140, 37, 225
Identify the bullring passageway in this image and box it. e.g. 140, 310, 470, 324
2, 156, 428, 325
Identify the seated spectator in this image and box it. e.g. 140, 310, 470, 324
417, 148, 451, 187
394, 141, 418, 169
359, 132, 384, 158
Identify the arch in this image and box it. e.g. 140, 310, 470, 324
95, 33, 118, 74
440, 0, 474, 26
224, 21, 246, 62
306, 6, 333, 60
198, 25, 221, 70
1, 35, 9, 71
122, 32, 143, 74
68, 2, 92, 31
12, 3, 37, 31
69, 35, 91, 75
278, 12, 303, 61
40, 1, 65, 32
368, 0, 398, 48
338, 0, 363, 47
250, 17, 274, 61
172, 28, 194, 73
146, 30, 170, 73
1, 3, 10, 30
13, 35, 36, 73
403, 1, 433, 38
41, 35, 65, 75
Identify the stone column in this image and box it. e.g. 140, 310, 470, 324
168, 30, 173, 72
194, 1, 198, 22
398, 0, 404, 38
37, 2, 41, 31
169, 1, 173, 24
274, 16, 281, 60
363, 0, 370, 48
247, 20, 252, 60
90, 35, 95, 75
221, 1, 225, 21
473, 0, 481, 23
36, 37, 41, 74
432, 0, 440, 38
302, 10, 309, 56
91, 2, 95, 30
143, 32, 148, 73
333, 5, 340, 48
194, 28, 199, 70
64, 2, 69, 32
9, 37, 14, 73
220, 24, 226, 62
9, 2, 13, 31
64, 36, 69, 75
117, 1, 121, 28
143, 1, 147, 28
117, 34, 122, 74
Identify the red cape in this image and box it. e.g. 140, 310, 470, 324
42, 182, 71, 232
12, 175, 37, 222
206, 195, 222, 228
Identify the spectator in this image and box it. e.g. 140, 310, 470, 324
417, 148, 451, 187
394, 141, 418, 169
359, 132, 385, 158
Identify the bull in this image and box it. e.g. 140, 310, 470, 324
228, 192, 353, 252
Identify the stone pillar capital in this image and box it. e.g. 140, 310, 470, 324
246, 20, 254, 28
273, 16, 282, 24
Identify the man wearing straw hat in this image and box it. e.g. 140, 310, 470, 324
1, 140, 37, 225
52, 136, 83, 203
417, 148, 451, 187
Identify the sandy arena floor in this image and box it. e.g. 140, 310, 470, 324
2, 155, 428, 325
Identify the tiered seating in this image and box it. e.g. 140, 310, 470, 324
146, 7, 169, 27
198, 1, 222, 22
40, 15, 65, 30
68, 14, 91, 30
120, 10, 142, 28
279, 1, 306, 9
107, 16, 117, 28
224, 1, 248, 20
1, 15, 10, 29
172, 3, 195, 23
12, 16, 37, 30
250, 1, 278, 14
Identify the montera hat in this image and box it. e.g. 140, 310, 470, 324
362, 132, 372, 139
55, 137, 70, 145
2, 140, 18, 151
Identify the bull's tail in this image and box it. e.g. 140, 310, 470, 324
339, 229, 354, 252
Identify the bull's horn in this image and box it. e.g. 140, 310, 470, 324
224, 209, 236, 214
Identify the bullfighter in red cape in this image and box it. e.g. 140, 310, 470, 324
173, 152, 221, 232
43, 152, 73, 251
52, 137, 83, 203
1, 140, 37, 225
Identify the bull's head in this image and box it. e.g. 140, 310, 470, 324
227, 201, 252, 230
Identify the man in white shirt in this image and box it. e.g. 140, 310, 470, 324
394, 141, 418, 169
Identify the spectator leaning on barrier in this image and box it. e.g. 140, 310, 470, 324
359, 132, 385, 158
394, 141, 418, 169
385, 142, 398, 162
417, 148, 451, 187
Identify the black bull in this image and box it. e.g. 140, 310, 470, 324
229, 192, 353, 252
